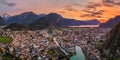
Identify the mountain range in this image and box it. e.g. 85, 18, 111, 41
0, 16, 6, 25
0, 12, 101, 29
84, 20, 100, 25
29, 13, 100, 29
99, 15, 120, 28
1, 11, 120, 29
7, 12, 46, 26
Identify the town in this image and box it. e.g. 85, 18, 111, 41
0, 28, 111, 60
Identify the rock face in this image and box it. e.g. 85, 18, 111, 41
0, 16, 6, 25
101, 21, 120, 60
99, 16, 120, 28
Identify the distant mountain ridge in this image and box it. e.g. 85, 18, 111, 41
4, 12, 101, 30
84, 20, 100, 25
7, 12, 45, 26
1, 13, 10, 22
0, 16, 6, 25
99, 15, 120, 28
29, 13, 100, 29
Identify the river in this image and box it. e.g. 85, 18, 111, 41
50, 33, 85, 60
70, 46, 85, 60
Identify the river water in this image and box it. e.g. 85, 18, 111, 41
70, 46, 85, 60
50, 34, 85, 60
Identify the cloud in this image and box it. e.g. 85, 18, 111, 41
70, 3, 81, 6
103, 0, 120, 6
64, 5, 71, 8
86, 2, 101, 9
65, 8, 77, 12
84, 9, 104, 14
81, 14, 102, 18
64, 5, 78, 12
82, 9, 104, 18
103, 0, 114, 3
0, 0, 16, 7
0, 0, 18, 13
82, 1, 106, 18
57, 11, 66, 14
7, 3, 16, 6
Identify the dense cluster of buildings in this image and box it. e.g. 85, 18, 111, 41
0, 28, 111, 60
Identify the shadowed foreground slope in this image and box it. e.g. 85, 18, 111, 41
101, 21, 120, 60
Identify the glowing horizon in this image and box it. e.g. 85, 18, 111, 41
0, 0, 120, 23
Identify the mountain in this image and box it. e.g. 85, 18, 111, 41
29, 13, 64, 29
7, 12, 42, 26
38, 14, 46, 18
101, 21, 120, 60
1, 13, 10, 22
3, 23, 28, 31
29, 13, 99, 29
84, 20, 100, 25
6, 12, 100, 30
99, 15, 120, 28
0, 16, 6, 25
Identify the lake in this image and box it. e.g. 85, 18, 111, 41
69, 25, 99, 28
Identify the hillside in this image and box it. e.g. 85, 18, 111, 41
3, 23, 28, 31
101, 21, 120, 60
99, 16, 120, 28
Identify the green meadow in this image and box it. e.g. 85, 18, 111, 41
0, 36, 12, 43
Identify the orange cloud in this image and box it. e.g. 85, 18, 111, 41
6, 0, 120, 23
56, 3, 120, 23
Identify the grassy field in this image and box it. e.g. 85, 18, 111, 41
2, 55, 13, 60
0, 36, 13, 43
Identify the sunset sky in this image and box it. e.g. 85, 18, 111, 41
0, 0, 120, 23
